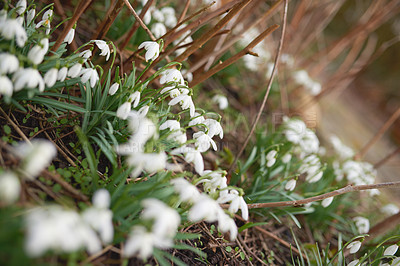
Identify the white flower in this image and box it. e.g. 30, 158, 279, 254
0, 171, 20, 204
160, 69, 185, 85
80, 68, 99, 88
14, 139, 57, 179
293, 70, 321, 96
169, 93, 195, 117
142, 8, 151, 24
266, 150, 277, 167
127, 152, 166, 177
80, 49, 92, 60
116, 102, 132, 120
330, 136, 354, 160
124, 226, 155, 259
28, 38, 49, 65
26, 9, 35, 25
16, 0, 27, 15
0, 53, 19, 74
282, 153, 292, 163
44, 68, 58, 87
348, 259, 359, 266
152, 9, 164, 22
384, 244, 399, 256
321, 197, 333, 208
94, 40, 111, 61
151, 22, 167, 38
217, 211, 238, 241
189, 194, 224, 222
342, 160, 376, 186
68, 63, 82, 78
212, 95, 228, 110
171, 178, 200, 203
285, 179, 296, 191
0, 76, 13, 96
138, 105, 150, 117
171, 146, 204, 175
193, 131, 217, 152
198, 170, 227, 194
299, 154, 323, 183
57, 67, 68, 81
382, 204, 400, 216
160, 120, 181, 131
128, 91, 141, 108
25, 206, 102, 257
161, 86, 180, 98
63, 28, 75, 44
161, 7, 177, 27
109, 82, 119, 95
142, 198, 180, 239
0, 18, 27, 47
138, 41, 160, 62
189, 112, 206, 127
35, 10, 53, 34
93, 189, 111, 209
353, 216, 370, 234
204, 119, 223, 139
217, 189, 248, 220
13, 68, 45, 92
347, 241, 362, 254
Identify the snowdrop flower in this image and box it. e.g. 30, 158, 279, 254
142, 9, 151, 24
138, 41, 160, 62
321, 197, 333, 208
151, 22, 167, 38
26, 9, 35, 25
266, 150, 277, 167
282, 153, 292, 163
160, 120, 180, 131
108, 82, 119, 95
285, 179, 296, 191
204, 119, 223, 138
25, 206, 102, 257
0, 171, 20, 204
330, 136, 354, 160
116, 102, 131, 120
68, 63, 82, 78
80, 49, 92, 60
293, 70, 321, 95
44, 68, 58, 87
0, 53, 19, 74
160, 69, 185, 85
57, 67, 68, 81
353, 216, 370, 234
284, 117, 308, 144
161, 7, 177, 27
171, 178, 200, 203
0, 76, 13, 96
35, 9, 53, 34
152, 9, 164, 22
171, 146, 204, 174
384, 244, 399, 256
161, 86, 181, 98
138, 105, 150, 117
80, 68, 99, 88
217, 189, 248, 220
169, 93, 195, 117
212, 95, 229, 110
28, 38, 49, 65
198, 170, 227, 194
16, 0, 27, 15
128, 91, 141, 108
128, 116, 157, 146
124, 226, 155, 259
189, 194, 224, 222
189, 112, 206, 127
63, 28, 75, 44
193, 131, 217, 152
14, 139, 57, 179
94, 40, 111, 61
299, 154, 323, 183
168, 130, 187, 144
347, 241, 362, 254
348, 259, 359, 266
342, 160, 376, 187
127, 152, 166, 177
13, 68, 45, 92
0, 18, 27, 47
142, 198, 180, 239
217, 211, 238, 241
382, 204, 400, 216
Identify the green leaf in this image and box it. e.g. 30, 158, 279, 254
31, 97, 87, 113
174, 232, 202, 241
173, 243, 207, 259
238, 222, 269, 233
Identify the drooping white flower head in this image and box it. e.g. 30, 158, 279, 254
193, 131, 217, 152
321, 197, 334, 208
212, 95, 229, 110
198, 170, 227, 194
44, 68, 58, 87
189, 194, 223, 223
16, 0, 27, 15
299, 154, 323, 183
92, 189, 111, 209
116, 101, 132, 120
0, 171, 21, 204
28, 38, 49, 65
94, 40, 111, 61
63, 28, 75, 44
161, 7, 177, 27
14, 139, 57, 179
109, 82, 119, 95
330, 135, 354, 160
159, 120, 180, 131
217, 211, 238, 241
0, 18, 28, 47
266, 150, 277, 168
0, 76, 13, 96
347, 259, 359, 266
382, 203, 400, 216
80, 68, 99, 88
171, 146, 204, 175
171, 178, 200, 203
169, 93, 195, 117
384, 244, 399, 256
151, 22, 167, 38
160, 69, 185, 85
347, 241, 362, 254
128, 91, 141, 108
57, 67, 68, 81
285, 179, 296, 191
0, 53, 19, 74
204, 119, 223, 139
68, 63, 83, 78
127, 152, 166, 177
13, 68, 45, 92
124, 225, 155, 259
26, 9, 35, 24
217, 189, 248, 220
80, 49, 92, 60
353, 216, 370, 234
188, 112, 205, 127
35, 9, 53, 34
138, 41, 160, 62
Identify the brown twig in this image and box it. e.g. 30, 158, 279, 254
0, 107, 31, 144
189, 24, 279, 87
355, 106, 400, 160
92, 0, 125, 40
178, 0, 191, 24
368, 212, 400, 239
242, 181, 400, 209
227, 0, 288, 178
236, 234, 254, 266
122, 0, 156, 41
374, 147, 400, 169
